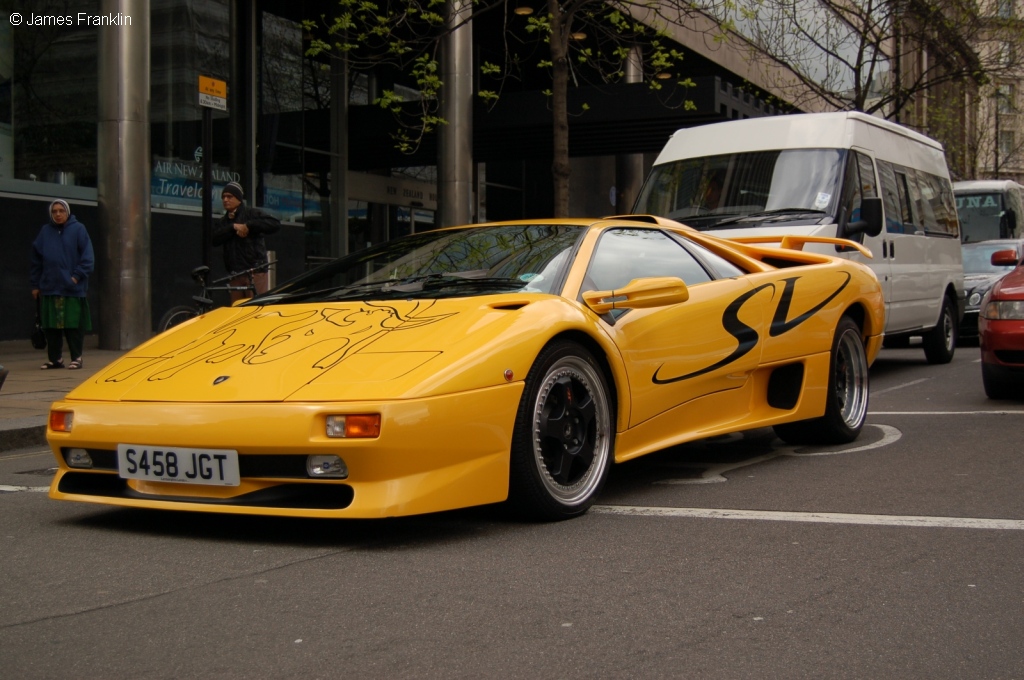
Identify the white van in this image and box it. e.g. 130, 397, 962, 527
634, 111, 965, 363
953, 179, 1024, 243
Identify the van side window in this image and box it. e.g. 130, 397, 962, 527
908, 170, 935, 232
877, 160, 906, 233
930, 174, 959, 237
913, 170, 958, 237
893, 167, 917, 231
838, 151, 873, 241
856, 152, 877, 198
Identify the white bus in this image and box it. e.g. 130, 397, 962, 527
634, 111, 965, 363
953, 179, 1023, 243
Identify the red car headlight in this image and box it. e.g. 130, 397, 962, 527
982, 300, 1024, 320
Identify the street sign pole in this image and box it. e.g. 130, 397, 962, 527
198, 75, 228, 270
202, 106, 213, 268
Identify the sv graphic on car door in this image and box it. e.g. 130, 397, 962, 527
582, 228, 767, 428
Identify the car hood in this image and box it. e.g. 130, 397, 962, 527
68, 296, 559, 403
991, 267, 1024, 300
965, 272, 1004, 292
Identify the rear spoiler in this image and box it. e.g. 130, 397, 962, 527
727, 235, 873, 259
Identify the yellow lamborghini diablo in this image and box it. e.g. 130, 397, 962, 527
48, 217, 884, 520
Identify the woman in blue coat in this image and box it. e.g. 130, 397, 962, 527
30, 200, 95, 370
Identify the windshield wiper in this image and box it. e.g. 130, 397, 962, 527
380, 270, 491, 292
711, 208, 827, 228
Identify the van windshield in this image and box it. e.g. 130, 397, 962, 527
955, 192, 1004, 243
634, 148, 845, 231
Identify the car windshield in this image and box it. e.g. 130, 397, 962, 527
255, 224, 585, 304
956, 192, 1004, 243
961, 243, 1020, 274
634, 148, 844, 230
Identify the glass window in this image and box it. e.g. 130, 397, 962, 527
267, 224, 585, 302
914, 170, 958, 236
877, 160, 907, 234
584, 229, 712, 293
2, 4, 100, 190
635, 149, 844, 230
956, 192, 1004, 242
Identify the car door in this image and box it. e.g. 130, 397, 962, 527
581, 228, 768, 429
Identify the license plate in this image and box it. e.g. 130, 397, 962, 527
117, 445, 240, 486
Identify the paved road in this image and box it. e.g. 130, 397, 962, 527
2, 345, 1022, 678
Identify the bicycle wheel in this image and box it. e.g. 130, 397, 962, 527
158, 305, 198, 333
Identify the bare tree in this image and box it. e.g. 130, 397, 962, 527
716, 0, 1024, 120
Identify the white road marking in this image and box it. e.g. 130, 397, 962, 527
656, 424, 901, 484
871, 378, 930, 396
0, 485, 49, 493
781, 424, 902, 457
655, 453, 777, 485
591, 505, 1024, 530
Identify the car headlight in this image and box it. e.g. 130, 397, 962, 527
968, 291, 982, 307
981, 300, 1024, 320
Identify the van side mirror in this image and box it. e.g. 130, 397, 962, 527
846, 197, 883, 238
582, 277, 690, 315
991, 249, 1020, 267
1001, 208, 1017, 238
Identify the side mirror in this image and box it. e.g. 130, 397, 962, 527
991, 249, 1020, 267
846, 197, 883, 238
1002, 208, 1017, 238
582, 277, 690, 315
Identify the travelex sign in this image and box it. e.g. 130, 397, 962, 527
151, 158, 239, 208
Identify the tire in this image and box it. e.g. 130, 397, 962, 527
774, 317, 869, 445
158, 305, 198, 333
982, 363, 1018, 400
507, 340, 613, 521
922, 296, 956, 364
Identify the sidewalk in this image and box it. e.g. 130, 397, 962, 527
0, 336, 126, 452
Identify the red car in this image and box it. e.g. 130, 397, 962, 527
979, 248, 1024, 399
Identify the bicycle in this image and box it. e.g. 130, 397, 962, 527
157, 261, 276, 332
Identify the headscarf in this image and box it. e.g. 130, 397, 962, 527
49, 199, 71, 225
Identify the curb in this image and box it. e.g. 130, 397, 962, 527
0, 424, 47, 453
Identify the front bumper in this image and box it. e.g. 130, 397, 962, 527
48, 383, 524, 518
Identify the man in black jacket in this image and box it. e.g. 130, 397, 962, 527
212, 182, 280, 301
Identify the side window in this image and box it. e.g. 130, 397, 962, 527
583, 229, 712, 294
894, 166, 917, 230
837, 151, 863, 241
877, 160, 906, 233
911, 170, 950, 235
927, 174, 959, 237
680, 239, 747, 278
909, 168, 937, 233
856, 152, 878, 198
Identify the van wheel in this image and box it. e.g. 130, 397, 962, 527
774, 317, 869, 445
507, 341, 613, 521
922, 297, 956, 364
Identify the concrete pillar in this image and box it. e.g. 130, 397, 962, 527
230, 0, 257, 201
438, 0, 474, 227
97, 0, 151, 349
615, 48, 645, 215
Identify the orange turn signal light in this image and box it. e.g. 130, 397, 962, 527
326, 414, 381, 438
49, 410, 74, 433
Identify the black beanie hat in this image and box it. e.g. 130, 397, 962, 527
221, 182, 244, 202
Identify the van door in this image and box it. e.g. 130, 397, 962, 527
876, 160, 919, 332
882, 164, 942, 332
838, 150, 892, 322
